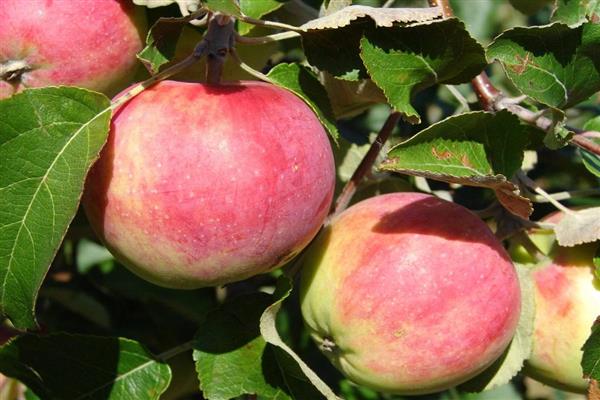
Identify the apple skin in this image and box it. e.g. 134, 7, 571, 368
0, 0, 147, 99
300, 192, 521, 394
522, 211, 600, 393
83, 80, 335, 288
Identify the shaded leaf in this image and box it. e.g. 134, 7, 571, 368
381, 111, 533, 218
193, 293, 325, 400
260, 276, 341, 400
321, 73, 387, 119
137, 16, 195, 74
0, 87, 111, 329
76, 238, 114, 274
509, 0, 553, 15
552, 0, 600, 26
555, 207, 600, 246
41, 287, 112, 329
267, 63, 339, 141
488, 22, 600, 109
582, 317, 600, 380
238, 0, 287, 35
460, 263, 535, 392
300, 5, 442, 30
581, 117, 600, 177
594, 245, 600, 280
0, 333, 171, 399
360, 18, 487, 123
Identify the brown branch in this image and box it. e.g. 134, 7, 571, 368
471, 74, 501, 112
571, 134, 600, 155
332, 112, 401, 217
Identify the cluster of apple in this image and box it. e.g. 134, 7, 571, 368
2, 0, 597, 396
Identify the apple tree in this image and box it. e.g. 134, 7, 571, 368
1, 0, 600, 399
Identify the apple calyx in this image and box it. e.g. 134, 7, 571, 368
0, 60, 31, 82
319, 337, 338, 353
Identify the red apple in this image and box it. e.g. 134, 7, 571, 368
83, 80, 335, 288
300, 193, 521, 394
522, 211, 599, 393
0, 0, 147, 99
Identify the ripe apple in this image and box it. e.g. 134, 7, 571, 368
83, 80, 335, 288
0, 0, 147, 99
300, 192, 521, 394
520, 211, 600, 393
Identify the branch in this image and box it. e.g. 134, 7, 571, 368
332, 112, 401, 217
427, 0, 454, 17
235, 31, 300, 45
237, 15, 302, 32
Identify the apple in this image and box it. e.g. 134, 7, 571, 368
83, 80, 335, 288
521, 211, 600, 393
300, 192, 521, 394
0, 0, 147, 99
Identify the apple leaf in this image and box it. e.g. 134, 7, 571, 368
267, 63, 339, 141
554, 208, 600, 246
460, 263, 535, 392
237, 0, 287, 35
487, 22, 600, 110
202, 0, 242, 17
581, 117, 600, 177
321, 73, 387, 119
260, 276, 342, 400
552, 0, 600, 26
0, 87, 111, 329
593, 245, 600, 280
509, 0, 553, 15
582, 317, 600, 380
300, 5, 442, 30
193, 292, 326, 400
137, 16, 192, 74
381, 111, 533, 218
0, 333, 171, 399
360, 18, 487, 123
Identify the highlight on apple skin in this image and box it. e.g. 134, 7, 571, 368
83, 80, 335, 289
300, 192, 521, 395
520, 211, 600, 393
0, 0, 147, 99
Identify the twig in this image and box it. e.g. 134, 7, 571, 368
471, 74, 501, 112
444, 85, 470, 112
382, 0, 396, 7
235, 31, 301, 45
156, 340, 195, 361
571, 134, 600, 155
517, 171, 575, 215
529, 188, 600, 203
332, 112, 401, 217
238, 15, 303, 32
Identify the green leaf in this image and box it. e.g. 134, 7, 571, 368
460, 263, 535, 392
302, 22, 369, 81
267, 63, 339, 141
593, 245, 600, 280
0, 333, 171, 399
193, 292, 326, 400
581, 116, 600, 177
137, 16, 191, 74
0, 87, 111, 329
202, 0, 242, 17
582, 318, 600, 379
238, 0, 286, 35
76, 238, 114, 274
381, 110, 533, 218
260, 276, 341, 400
552, 0, 600, 26
321, 73, 387, 119
487, 22, 600, 110
360, 18, 487, 123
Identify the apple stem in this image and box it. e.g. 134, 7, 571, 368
331, 112, 401, 218
204, 14, 236, 85
156, 340, 195, 361
0, 60, 31, 82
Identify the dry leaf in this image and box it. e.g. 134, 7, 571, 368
301, 5, 442, 30
555, 207, 600, 246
